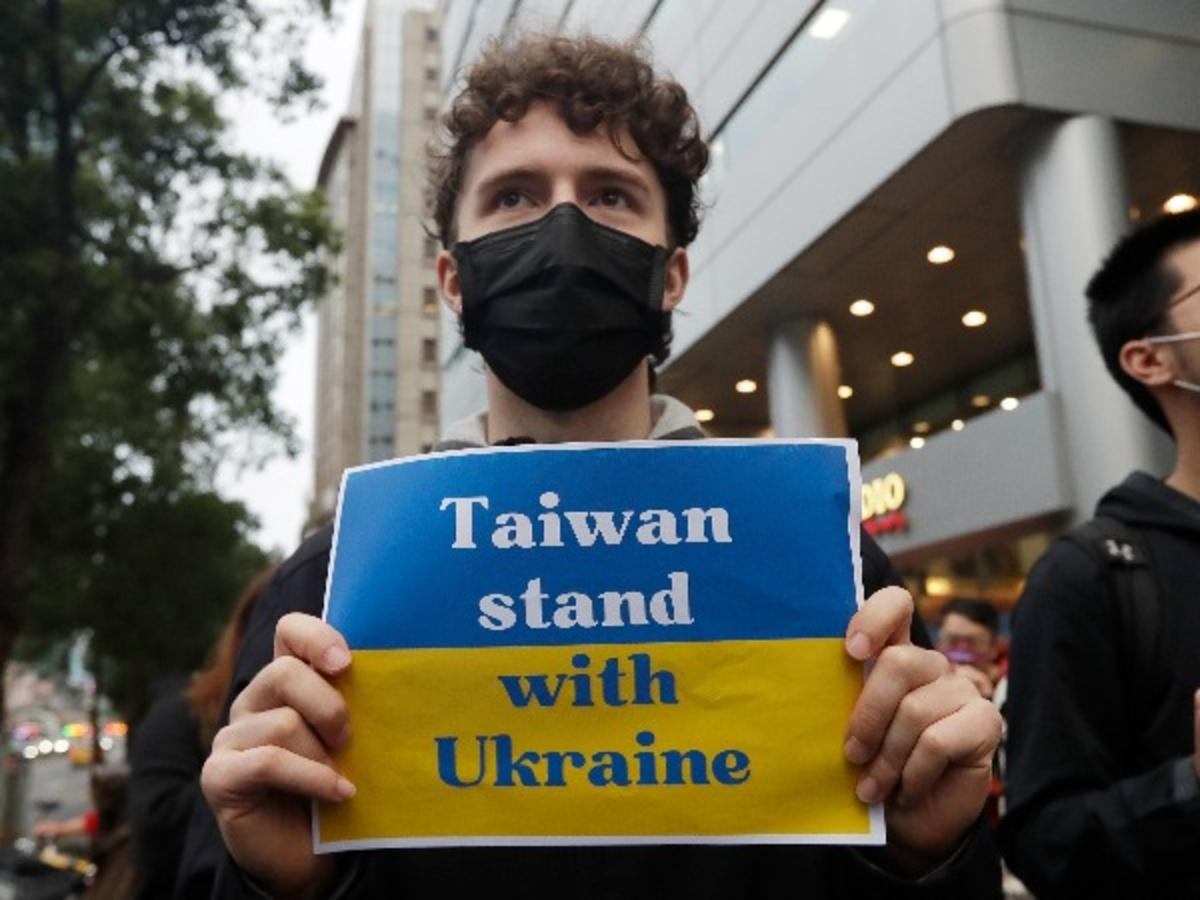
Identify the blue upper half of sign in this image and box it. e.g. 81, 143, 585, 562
325, 441, 860, 650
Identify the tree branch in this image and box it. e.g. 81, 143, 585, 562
65, 0, 188, 115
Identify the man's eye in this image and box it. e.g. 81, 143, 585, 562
497, 191, 525, 209
597, 188, 629, 208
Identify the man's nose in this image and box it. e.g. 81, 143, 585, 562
548, 184, 585, 212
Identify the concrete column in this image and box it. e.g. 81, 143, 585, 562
1019, 114, 1173, 520
767, 318, 848, 438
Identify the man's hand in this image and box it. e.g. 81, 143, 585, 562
843, 587, 1002, 865
201, 613, 356, 899
953, 664, 995, 700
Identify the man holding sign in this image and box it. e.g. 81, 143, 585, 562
198, 34, 1002, 899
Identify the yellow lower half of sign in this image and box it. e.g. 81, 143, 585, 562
318, 638, 868, 844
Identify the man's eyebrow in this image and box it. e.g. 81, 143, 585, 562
471, 166, 544, 198
579, 165, 653, 198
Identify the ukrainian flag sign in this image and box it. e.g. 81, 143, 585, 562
315, 439, 883, 851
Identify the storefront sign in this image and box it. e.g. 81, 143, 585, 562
862, 473, 909, 537
315, 441, 882, 851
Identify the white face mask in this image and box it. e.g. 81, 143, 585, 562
1144, 330, 1200, 392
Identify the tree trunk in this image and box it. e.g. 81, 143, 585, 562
0, 0, 78, 728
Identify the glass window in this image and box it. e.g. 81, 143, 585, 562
704, 0, 876, 200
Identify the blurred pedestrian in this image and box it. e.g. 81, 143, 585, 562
936, 598, 1003, 700
1001, 210, 1200, 898
127, 566, 274, 900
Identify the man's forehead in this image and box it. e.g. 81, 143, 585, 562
463, 103, 652, 189
942, 613, 989, 633
1165, 237, 1200, 280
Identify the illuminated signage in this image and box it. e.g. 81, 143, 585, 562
862, 473, 908, 537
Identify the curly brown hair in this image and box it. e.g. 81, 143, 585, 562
429, 33, 709, 250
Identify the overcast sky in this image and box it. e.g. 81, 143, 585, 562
215, 0, 371, 556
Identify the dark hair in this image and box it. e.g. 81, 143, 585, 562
1086, 209, 1200, 433
939, 598, 999, 636
186, 566, 275, 746
430, 33, 709, 250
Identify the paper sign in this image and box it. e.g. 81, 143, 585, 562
315, 440, 883, 850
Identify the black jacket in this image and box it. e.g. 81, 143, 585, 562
1000, 472, 1200, 898
189, 519, 999, 899
128, 686, 206, 900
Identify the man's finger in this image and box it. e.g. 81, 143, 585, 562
845, 587, 914, 661
214, 706, 335, 766
895, 698, 1000, 805
230, 656, 349, 749
844, 644, 952, 767
955, 664, 994, 699
274, 613, 352, 676
203, 745, 355, 808
855, 674, 980, 803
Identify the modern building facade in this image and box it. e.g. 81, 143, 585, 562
437, 0, 1200, 617
310, 0, 443, 527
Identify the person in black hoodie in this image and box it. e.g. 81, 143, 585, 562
194, 34, 1003, 899
1000, 209, 1200, 897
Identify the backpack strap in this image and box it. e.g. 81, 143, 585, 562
1061, 516, 1164, 743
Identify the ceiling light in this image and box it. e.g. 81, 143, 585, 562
891, 351, 914, 367
909, 436, 926, 449
925, 576, 953, 597
735, 379, 757, 394
1000, 396, 1019, 411
971, 394, 990, 408
849, 298, 875, 317
808, 8, 850, 40
837, 385, 854, 400
962, 310, 988, 328
695, 408, 715, 423
927, 245, 955, 265
951, 418, 965, 431
913, 421, 930, 434
1163, 193, 1198, 215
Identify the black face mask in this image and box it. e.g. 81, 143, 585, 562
452, 203, 670, 411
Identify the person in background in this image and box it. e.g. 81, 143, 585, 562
935, 599, 1004, 701
127, 566, 274, 900
1000, 209, 1200, 898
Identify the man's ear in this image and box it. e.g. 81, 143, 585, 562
1119, 337, 1177, 388
663, 247, 689, 313
436, 249, 462, 316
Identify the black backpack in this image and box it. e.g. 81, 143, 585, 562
1061, 516, 1166, 735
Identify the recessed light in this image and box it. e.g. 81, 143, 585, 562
695, 408, 715, 423
951, 418, 965, 431
808, 7, 850, 40
971, 394, 991, 408
913, 421, 930, 434
909, 436, 926, 449
891, 351, 915, 367
735, 379, 757, 394
837, 385, 854, 400
849, 298, 875, 317
962, 310, 988, 328
1000, 396, 1019, 411
1163, 193, 1198, 215
927, 245, 955, 265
